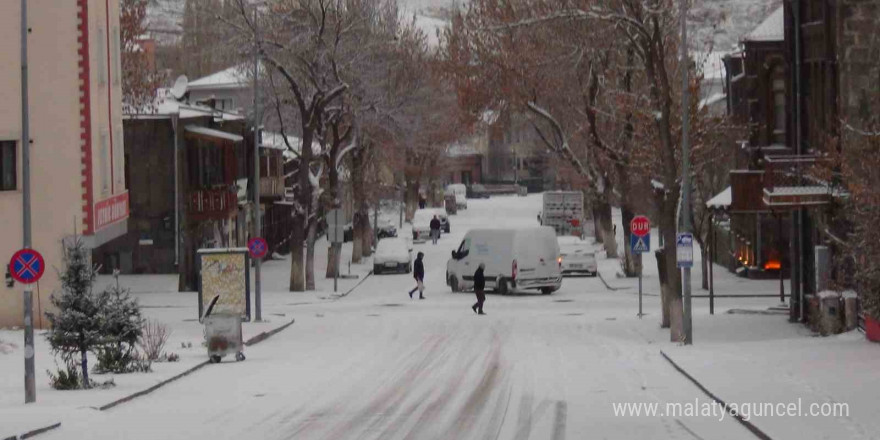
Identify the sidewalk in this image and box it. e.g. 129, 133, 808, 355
597, 210, 880, 439
0, 236, 376, 439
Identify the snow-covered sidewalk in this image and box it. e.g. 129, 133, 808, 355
0, 237, 376, 439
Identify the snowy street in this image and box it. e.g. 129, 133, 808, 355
28, 195, 767, 440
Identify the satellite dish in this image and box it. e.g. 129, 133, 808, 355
170, 75, 188, 100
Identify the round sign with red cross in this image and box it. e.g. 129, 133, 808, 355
630, 215, 651, 237
247, 237, 268, 260
9, 248, 45, 284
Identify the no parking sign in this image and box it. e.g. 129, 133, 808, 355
9, 248, 45, 284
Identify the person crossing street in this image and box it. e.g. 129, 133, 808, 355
472, 263, 486, 315
408, 252, 426, 299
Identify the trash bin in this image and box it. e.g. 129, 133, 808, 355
202, 295, 245, 363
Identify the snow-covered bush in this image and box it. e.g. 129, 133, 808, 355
47, 360, 82, 390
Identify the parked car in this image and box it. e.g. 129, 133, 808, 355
373, 237, 412, 274
445, 184, 468, 209
446, 227, 562, 295
411, 209, 434, 243
433, 209, 451, 233
558, 242, 598, 277
467, 184, 492, 199
377, 219, 398, 238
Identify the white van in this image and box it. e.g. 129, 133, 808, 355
446, 227, 562, 295
445, 184, 468, 209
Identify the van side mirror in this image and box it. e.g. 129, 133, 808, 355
451, 250, 458, 259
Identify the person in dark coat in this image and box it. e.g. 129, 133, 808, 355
408, 252, 425, 299
429, 216, 441, 244
472, 263, 486, 315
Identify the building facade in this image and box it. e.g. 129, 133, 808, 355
0, 0, 128, 327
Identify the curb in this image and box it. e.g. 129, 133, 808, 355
12, 318, 297, 438
3, 422, 61, 440
333, 271, 373, 299
597, 272, 623, 291
101, 318, 295, 411
660, 350, 773, 440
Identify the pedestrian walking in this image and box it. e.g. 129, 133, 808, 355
430, 215, 441, 245
472, 263, 486, 315
537, 211, 542, 225
408, 252, 425, 299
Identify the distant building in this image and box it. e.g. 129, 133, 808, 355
186, 64, 255, 113
717, 6, 790, 278
486, 111, 553, 192
0, 0, 129, 326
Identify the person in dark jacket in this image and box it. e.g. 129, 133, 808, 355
429, 216, 441, 244
408, 252, 425, 299
472, 263, 486, 315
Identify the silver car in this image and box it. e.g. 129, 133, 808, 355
559, 245, 598, 277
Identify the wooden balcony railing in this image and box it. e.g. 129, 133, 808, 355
259, 176, 285, 198
189, 188, 237, 220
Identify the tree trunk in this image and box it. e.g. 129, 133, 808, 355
326, 242, 341, 278
81, 349, 90, 388
661, 205, 683, 341
306, 219, 317, 290
361, 214, 373, 257
597, 200, 618, 258
592, 205, 604, 244
352, 216, 363, 263
620, 206, 638, 277
289, 214, 305, 291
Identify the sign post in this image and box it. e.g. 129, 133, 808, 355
19, 0, 34, 403
327, 209, 344, 293
10, 248, 44, 404
630, 216, 650, 319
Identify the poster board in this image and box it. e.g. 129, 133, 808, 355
197, 248, 251, 322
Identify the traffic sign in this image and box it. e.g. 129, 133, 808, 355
247, 237, 268, 260
630, 215, 650, 237
9, 249, 45, 284
631, 234, 650, 253
676, 233, 693, 268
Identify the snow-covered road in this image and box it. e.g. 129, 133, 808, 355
42, 195, 755, 439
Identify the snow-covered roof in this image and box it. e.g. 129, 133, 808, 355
744, 6, 784, 42
188, 64, 257, 90
125, 89, 244, 121
262, 131, 321, 159
706, 186, 731, 208
185, 125, 244, 142
764, 186, 830, 196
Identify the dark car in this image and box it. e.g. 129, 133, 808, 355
467, 184, 492, 199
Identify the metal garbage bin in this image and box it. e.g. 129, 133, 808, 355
202, 295, 245, 363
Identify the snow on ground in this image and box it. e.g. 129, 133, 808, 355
2, 194, 876, 439
0, 238, 372, 439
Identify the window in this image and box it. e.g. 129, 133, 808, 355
771, 66, 786, 144
97, 27, 106, 85
0, 141, 16, 191
112, 27, 121, 86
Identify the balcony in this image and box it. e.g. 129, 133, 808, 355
189, 188, 237, 220
259, 176, 285, 199
762, 155, 832, 208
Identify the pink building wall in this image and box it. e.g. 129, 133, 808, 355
0, 0, 128, 327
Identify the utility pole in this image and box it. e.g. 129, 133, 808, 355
679, 0, 693, 345
21, 0, 36, 403
252, 6, 262, 322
